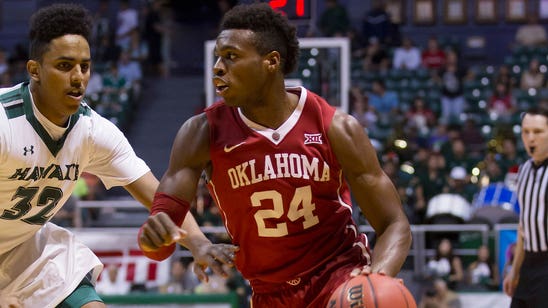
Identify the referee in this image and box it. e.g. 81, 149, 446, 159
503, 106, 548, 307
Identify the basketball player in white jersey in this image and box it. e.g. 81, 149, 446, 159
0, 4, 234, 307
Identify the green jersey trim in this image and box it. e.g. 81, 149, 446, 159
21, 82, 91, 156
0, 87, 24, 119
21, 82, 93, 156
1, 82, 92, 156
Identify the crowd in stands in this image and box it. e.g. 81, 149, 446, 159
314, 0, 544, 303
92, 255, 251, 306
30, 0, 546, 304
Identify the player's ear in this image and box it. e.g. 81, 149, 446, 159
27, 60, 40, 82
264, 51, 280, 73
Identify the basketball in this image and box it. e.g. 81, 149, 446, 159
327, 274, 417, 308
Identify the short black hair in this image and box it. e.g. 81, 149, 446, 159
523, 105, 548, 122
28, 3, 92, 61
220, 3, 300, 75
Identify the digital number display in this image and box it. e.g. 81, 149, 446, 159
269, 0, 311, 21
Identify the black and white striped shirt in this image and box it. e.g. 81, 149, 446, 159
517, 159, 548, 252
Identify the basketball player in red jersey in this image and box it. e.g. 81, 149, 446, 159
138, 3, 411, 307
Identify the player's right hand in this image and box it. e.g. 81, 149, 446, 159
138, 212, 188, 251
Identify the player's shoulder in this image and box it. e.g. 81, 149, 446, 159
76, 101, 125, 138
0, 83, 22, 98
78, 101, 112, 124
203, 101, 234, 125
204, 100, 230, 114
184, 112, 209, 134
0, 83, 25, 117
292, 86, 334, 111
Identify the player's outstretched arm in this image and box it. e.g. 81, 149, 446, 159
137, 114, 238, 281
328, 110, 412, 277
124, 171, 160, 209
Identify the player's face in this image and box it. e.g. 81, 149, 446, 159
213, 29, 269, 107
521, 113, 548, 163
29, 34, 90, 126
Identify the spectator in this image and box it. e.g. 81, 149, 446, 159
95, 264, 131, 295
488, 82, 517, 122
159, 3, 176, 78
362, 37, 390, 72
91, 0, 111, 59
496, 137, 524, 173
368, 79, 400, 118
405, 96, 436, 136
350, 86, 378, 134
425, 238, 464, 290
440, 62, 466, 124
348, 27, 368, 59
414, 152, 447, 223
159, 257, 200, 294
118, 50, 143, 99
143, 0, 164, 74
444, 138, 478, 173
422, 37, 446, 72
419, 279, 462, 308
520, 58, 545, 91
96, 32, 122, 65
102, 63, 127, 97
8, 43, 28, 83
393, 37, 422, 70
492, 65, 517, 92
459, 117, 485, 156
0, 72, 12, 87
515, 15, 547, 47
466, 245, 500, 291
317, 0, 350, 37
85, 68, 104, 108
194, 266, 230, 295
428, 122, 450, 152
362, 0, 400, 46
484, 153, 507, 183
444, 166, 478, 204
115, 0, 139, 52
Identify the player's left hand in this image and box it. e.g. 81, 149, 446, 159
191, 243, 239, 282
350, 266, 403, 284
351, 265, 373, 277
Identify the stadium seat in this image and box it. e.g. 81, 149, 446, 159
426, 193, 472, 224
471, 183, 520, 227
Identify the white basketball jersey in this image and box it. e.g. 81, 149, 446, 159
0, 82, 150, 306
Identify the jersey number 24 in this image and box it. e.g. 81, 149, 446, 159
252, 185, 319, 237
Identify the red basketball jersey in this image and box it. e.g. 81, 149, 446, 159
205, 87, 367, 283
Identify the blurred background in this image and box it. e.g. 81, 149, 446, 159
1, 0, 545, 306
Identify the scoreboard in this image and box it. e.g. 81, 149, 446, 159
268, 0, 312, 21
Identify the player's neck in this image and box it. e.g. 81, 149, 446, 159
240, 90, 299, 130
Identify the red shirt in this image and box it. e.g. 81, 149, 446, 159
205, 88, 365, 283
422, 50, 446, 69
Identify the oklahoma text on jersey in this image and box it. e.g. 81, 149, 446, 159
227, 153, 330, 189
